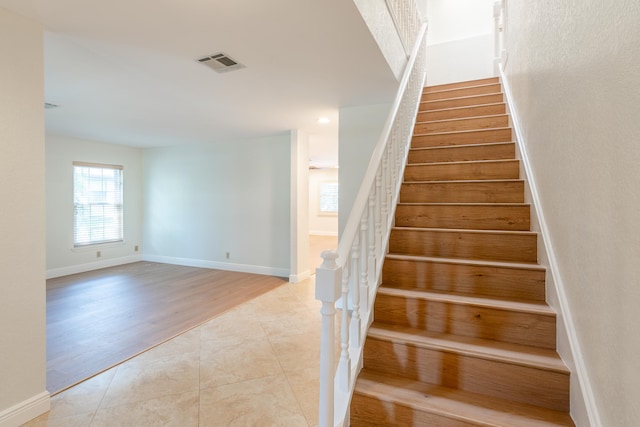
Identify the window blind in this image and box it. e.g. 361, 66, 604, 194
73, 162, 123, 247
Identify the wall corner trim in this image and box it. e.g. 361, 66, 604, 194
0, 391, 50, 427
289, 270, 311, 283
142, 254, 289, 279
499, 65, 602, 427
46, 255, 143, 279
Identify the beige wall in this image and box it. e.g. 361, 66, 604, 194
0, 6, 48, 425
503, 1, 640, 425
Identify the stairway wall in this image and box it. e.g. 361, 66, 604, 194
425, 0, 496, 86
0, 6, 49, 425
502, 1, 640, 426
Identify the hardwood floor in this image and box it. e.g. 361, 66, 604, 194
46, 262, 286, 395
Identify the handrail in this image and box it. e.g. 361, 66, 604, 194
315, 22, 427, 427
384, 0, 423, 56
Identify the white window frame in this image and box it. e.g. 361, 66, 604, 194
73, 161, 124, 247
318, 181, 338, 216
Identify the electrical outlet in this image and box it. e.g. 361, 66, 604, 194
96, 251, 101, 258
226, 252, 230, 259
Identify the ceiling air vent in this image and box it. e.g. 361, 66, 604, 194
196, 53, 245, 73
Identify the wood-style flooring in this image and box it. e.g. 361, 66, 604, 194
46, 262, 286, 395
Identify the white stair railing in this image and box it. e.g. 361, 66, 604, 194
315, 22, 427, 427
385, 0, 423, 56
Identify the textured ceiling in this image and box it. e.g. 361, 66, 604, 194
0, 0, 398, 166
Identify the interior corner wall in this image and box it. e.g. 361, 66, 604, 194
290, 130, 310, 282
309, 169, 339, 236
0, 6, 49, 425
503, 1, 640, 425
338, 103, 391, 236
142, 135, 291, 277
425, 0, 496, 86
45, 135, 143, 278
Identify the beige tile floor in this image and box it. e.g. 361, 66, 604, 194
24, 277, 326, 427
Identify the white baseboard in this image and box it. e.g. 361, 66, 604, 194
500, 66, 602, 427
46, 255, 143, 279
289, 270, 311, 283
0, 391, 50, 427
309, 231, 338, 237
142, 254, 289, 278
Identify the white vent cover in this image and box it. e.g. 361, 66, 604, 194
196, 53, 245, 73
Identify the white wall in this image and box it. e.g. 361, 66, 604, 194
290, 130, 310, 282
0, 7, 49, 426
426, 0, 496, 85
503, 1, 640, 425
353, 0, 407, 80
309, 169, 339, 236
46, 135, 143, 278
142, 135, 291, 277
338, 103, 391, 235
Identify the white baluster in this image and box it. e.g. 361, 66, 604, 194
338, 260, 351, 392
381, 153, 389, 234
385, 149, 393, 224
375, 171, 383, 258
368, 191, 377, 299
359, 211, 370, 312
350, 235, 361, 349
315, 250, 341, 427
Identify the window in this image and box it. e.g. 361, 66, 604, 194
318, 181, 338, 215
73, 162, 123, 247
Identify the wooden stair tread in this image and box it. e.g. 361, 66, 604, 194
423, 83, 502, 101
368, 323, 568, 373
420, 101, 505, 114
403, 178, 523, 184
410, 141, 514, 152
377, 286, 555, 316
384, 253, 545, 271
417, 113, 509, 125
391, 226, 537, 237
421, 91, 503, 105
415, 126, 511, 138
397, 202, 529, 207
355, 371, 575, 427
406, 158, 518, 167
424, 77, 500, 93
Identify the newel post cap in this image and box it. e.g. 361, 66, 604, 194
315, 250, 342, 303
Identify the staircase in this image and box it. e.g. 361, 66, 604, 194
350, 77, 575, 426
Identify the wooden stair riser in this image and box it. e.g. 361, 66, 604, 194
373, 293, 556, 349
423, 84, 502, 101
408, 143, 515, 164
351, 393, 477, 427
400, 180, 525, 204
424, 77, 500, 93
363, 338, 570, 411
395, 204, 530, 231
389, 228, 538, 263
404, 160, 520, 182
415, 115, 509, 134
352, 372, 575, 427
382, 258, 546, 301
412, 128, 512, 148
420, 93, 504, 112
417, 103, 506, 122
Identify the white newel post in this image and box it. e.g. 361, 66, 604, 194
315, 250, 341, 427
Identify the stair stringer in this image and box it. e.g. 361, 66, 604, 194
499, 66, 601, 427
